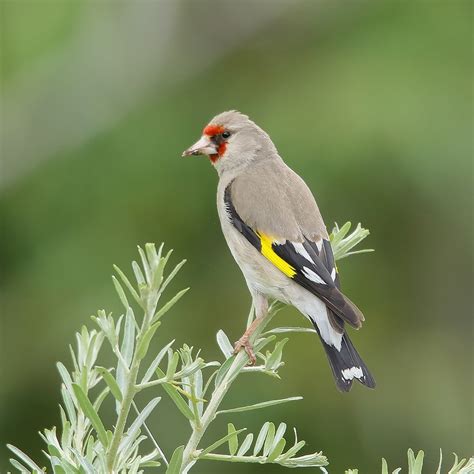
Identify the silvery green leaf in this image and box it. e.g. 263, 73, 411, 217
166, 351, 180, 380
132, 261, 146, 287
265, 338, 289, 371
194, 368, 203, 417
119, 397, 161, 453
112, 276, 130, 310
122, 307, 135, 367
214, 356, 235, 388
9, 458, 31, 473
269, 422, 287, 455
227, 423, 238, 456
160, 259, 186, 294
253, 422, 270, 456
155, 249, 173, 289
153, 288, 189, 323
216, 330, 234, 358
264, 327, 316, 335
96, 367, 122, 402
165, 446, 184, 474
199, 428, 246, 457
6, 445, 43, 472
56, 363, 73, 395
74, 454, 95, 474
145, 243, 160, 270
141, 339, 175, 384
279, 451, 328, 468
72, 384, 108, 448
382, 459, 389, 474
155, 368, 195, 421
140, 461, 161, 468
137, 246, 152, 285
113, 264, 141, 306
407, 449, 424, 474
176, 359, 206, 380
263, 422, 275, 457
136, 320, 161, 361
267, 438, 286, 463
216, 397, 302, 416
236, 433, 253, 457
330, 221, 351, 247
61, 386, 77, 427
116, 307, 135, 412
279, 440, 306, 461
457, 457, 474, 473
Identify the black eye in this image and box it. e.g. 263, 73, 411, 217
221, 131, 231, 139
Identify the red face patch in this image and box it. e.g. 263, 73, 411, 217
203, 124, 225, 136
203, 124, 228, 163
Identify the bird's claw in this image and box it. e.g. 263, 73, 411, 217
234, 336, 256, 365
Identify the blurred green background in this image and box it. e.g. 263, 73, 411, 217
1, 0, 472, 472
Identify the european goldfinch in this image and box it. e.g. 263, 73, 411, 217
183, 111, 375, 392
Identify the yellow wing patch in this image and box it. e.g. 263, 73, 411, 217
257, 232, 296, 278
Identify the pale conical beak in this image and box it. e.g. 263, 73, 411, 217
182, 136, 217, 157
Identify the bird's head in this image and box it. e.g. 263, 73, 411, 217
182, 110, 277, 175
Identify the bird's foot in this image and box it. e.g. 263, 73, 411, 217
233, 336, 256, 365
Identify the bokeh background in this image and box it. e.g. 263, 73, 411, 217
1, 1, 472, 472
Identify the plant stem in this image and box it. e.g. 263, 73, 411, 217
106, 361, 140, 471
180, 309, 274, 473
106, 289, 160, 472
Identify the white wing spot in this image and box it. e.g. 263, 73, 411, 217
330, 268, 337, 281
293, 242, 313, 262
316, 240, 323, 252
302, 267, 326, 285
341, 367, 363, 380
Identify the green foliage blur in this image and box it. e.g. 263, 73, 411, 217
1, 1, 472, 472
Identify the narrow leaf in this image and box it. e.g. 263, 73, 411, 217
216, 397, 302, 416
156, 368, 195, 421
166, 351, 180, 380
214, 356, 235, 388
71, 384, 108, 447
132, 260, 146, 287
141, 339, 175, 384
237, 433, 254, 456
279, 440, 306, 461
122, 307, 136, 367
119, 397, 161, 452
265, 327, 316, 335
263, 422, 276, 457
216, 330, 234, 358
265, 338, 289, 370
254, 422, 270, 456
199, 428, 247, 457
113, 265, 141, 305
153, 288, 189, 322
227, 423, 238, 456
267, 438, 286, 463
96, 367, 122, 402
6, 445, 43, 472
138, 246, 152, 285
166, 446, 184, 474
112, 276, 130, 310
136, 321, 161, 360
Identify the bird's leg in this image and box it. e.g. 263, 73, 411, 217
234, 294, 268, 365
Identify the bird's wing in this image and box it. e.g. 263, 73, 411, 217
226, 163, 364, 329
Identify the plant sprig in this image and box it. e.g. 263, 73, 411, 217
8, 223, 470, 473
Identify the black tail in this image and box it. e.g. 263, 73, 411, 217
313, 325, 376, 392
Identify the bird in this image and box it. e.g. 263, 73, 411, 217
182, 110, 375, 392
